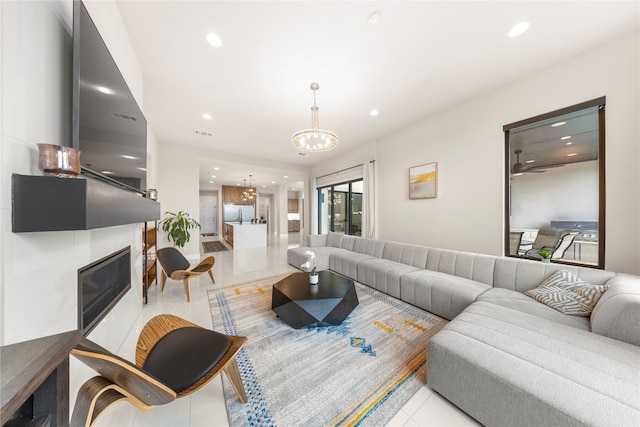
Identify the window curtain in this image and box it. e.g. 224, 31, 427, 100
363, 161, 376, 238
311, 177, 318, 235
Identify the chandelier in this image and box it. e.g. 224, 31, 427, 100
291, 82, 339, 152
242, 175, 256, 202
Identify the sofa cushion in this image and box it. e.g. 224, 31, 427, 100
381, 242, 429, 269
329, 251, 377, 281
493, 256, 615, 293
399, 269, 491, 320
524, 270, 607, 316
427, 301, 640, 427
591, 274, 640, 346
340, 234, 357, 251
287, 246, 349, 272
326, 231, 343, 248
304, 234, 327, 247
356, 258, 420, 299
477, 288, 590, 330
352, 238, 385, 257
425, 249, 496, 286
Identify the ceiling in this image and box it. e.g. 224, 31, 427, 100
114, 1, 639, 190
509, 106, 600, 175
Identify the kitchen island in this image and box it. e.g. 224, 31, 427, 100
224, 222, 267, 249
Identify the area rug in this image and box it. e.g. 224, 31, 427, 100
202, 240, 229, 253
208, 274, 447, 427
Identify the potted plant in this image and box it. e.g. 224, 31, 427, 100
538, 248, 553, 263
301, 250, 318, 285
160, 211, 201, 248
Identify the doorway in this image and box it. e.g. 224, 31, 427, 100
199, 192, 218, 235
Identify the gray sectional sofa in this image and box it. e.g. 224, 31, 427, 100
287, 233, 640, 426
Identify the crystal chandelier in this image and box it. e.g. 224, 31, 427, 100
242, 175, 256, 202
291, 82, 339, 152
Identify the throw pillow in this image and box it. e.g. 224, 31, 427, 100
326, 231, 343, 248
525, 270, 608, 316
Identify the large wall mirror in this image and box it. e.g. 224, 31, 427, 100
504, 97, 605, 269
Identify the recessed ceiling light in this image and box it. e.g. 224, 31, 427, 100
202, 113, 213, 120
526, 160, 535, 164
236, 183, 241, 186
209, 180, 214, 184
122, 155, 137, 160
284, 175, 288, 178
566, 142, 573, 145
369, 109, 379, 117
136, 167, 147, 171
567, 153, 578, 157
102, 171, 114, 175
214, 167, 220, 170
272, 181, 276, 184
211, 175, 216, 178
551, 121, 566, 127
206, 32, 222, 47
508, 22, 530, 38
561, 136, 571, 140
97, 86, 112, 94
367, 10, 382, 26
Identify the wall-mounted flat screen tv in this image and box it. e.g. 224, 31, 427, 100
72, 1, 147, 193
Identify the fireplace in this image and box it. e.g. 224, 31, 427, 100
78, 246, 131, 335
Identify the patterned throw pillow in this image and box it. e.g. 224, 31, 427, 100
525, 270, 608, 316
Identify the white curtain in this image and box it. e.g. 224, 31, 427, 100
311, 177, 318, 235
363, 161, 376, 238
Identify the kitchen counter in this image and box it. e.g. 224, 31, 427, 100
224, 222, 267, 249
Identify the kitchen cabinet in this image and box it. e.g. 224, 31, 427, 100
288, 220, 300, 232
224, 223, 234, 247
288, 199, 299, 213
223, 185, 256, 205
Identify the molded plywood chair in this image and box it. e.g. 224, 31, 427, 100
156, 247, 215, 301
70, 314, 247, 427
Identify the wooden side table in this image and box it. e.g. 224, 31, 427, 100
1, 330, 82, 427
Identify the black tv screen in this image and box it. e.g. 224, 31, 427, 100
72, 1, 147, 193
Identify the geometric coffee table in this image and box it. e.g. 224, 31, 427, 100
271, 270, 359, 329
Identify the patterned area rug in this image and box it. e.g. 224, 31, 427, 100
202, 240, 229, 253
208, 274, 447, 427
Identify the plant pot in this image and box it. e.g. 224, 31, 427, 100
309, 274, 318, 285
542, 258, 551, 264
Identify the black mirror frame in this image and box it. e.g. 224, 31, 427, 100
503, 96, 606, 269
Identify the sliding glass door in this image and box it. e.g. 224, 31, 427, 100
318, 180, 363, 236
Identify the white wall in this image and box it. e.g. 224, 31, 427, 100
511, 161, 599, 229
376, 30, 639, 274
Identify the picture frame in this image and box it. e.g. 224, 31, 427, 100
409, 162, 438, 199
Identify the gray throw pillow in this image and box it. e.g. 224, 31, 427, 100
326, 232, 343, 248
525, 270, 607, 316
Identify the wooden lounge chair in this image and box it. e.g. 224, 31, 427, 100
156, 247, 215, 302
70, 314, 247, 427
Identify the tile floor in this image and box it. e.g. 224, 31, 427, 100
96, 233, 479, 427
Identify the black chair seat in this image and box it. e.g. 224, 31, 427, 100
142, 327, 232, 393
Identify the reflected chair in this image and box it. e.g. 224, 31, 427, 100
70, 314, 247, 427
509, 231, 524, 256
156, 247, 215, 302
524, 228, 579, 260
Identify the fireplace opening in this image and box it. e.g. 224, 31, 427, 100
78, 246, 131, 335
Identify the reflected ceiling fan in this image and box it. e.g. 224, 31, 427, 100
511, 150, 546, 175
